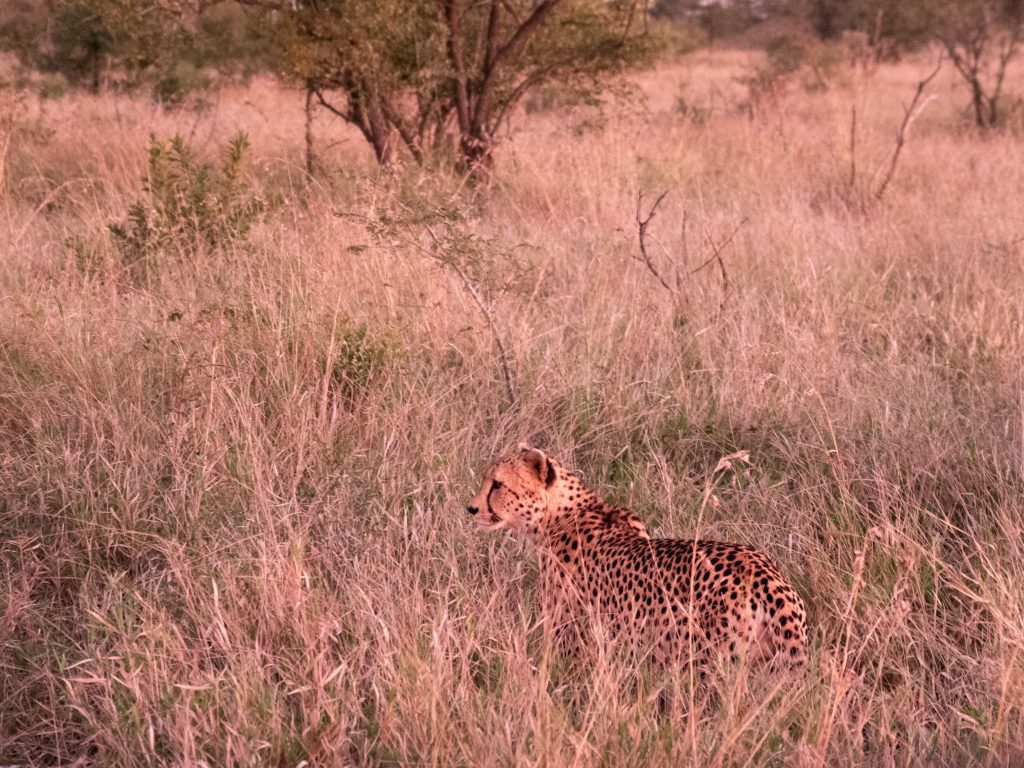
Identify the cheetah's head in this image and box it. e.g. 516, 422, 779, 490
467, 444, 564, 535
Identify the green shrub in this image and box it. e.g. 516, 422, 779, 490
326, 320, 395, 404
109, 132, 277, 275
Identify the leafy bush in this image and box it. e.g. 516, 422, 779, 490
152, 61, 213, 109
325, 320, 396, 404
109, 132, 277, 275
737, 34, 843, 112
766, 35, 807, 77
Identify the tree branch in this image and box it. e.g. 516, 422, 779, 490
484, 0, 501, 71
314, 89, 352, 123
491, 67, 549, 130
689, 218, 746, 278
380, 100, 425, 164
875, 55, 942, 199
443, 0, 472, 135
228, 0, 287, 10
491, 0, 562, 72
474, 0, 562, 133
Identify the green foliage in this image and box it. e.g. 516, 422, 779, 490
0, 1, 272, 102
808, 0, 1023, 127
652, 0, 763, 39
109, 133, 276, 275
3, 0, 667, 166
0, 83, 56, 198
1, 0, 162, 93
533, 1, 671, 74
735, 32, 844, 110
736, 34, 808, 108
808, 0, 932, 49
677, 97, 712, 128
766, 34, 808, 75
361, 186, 533, 403
151, 61, 212, 109
325, 320, 396, 404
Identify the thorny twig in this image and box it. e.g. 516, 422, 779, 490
420, 222, 517, 406
355, 200, 518, 406
874, 55, 943, 200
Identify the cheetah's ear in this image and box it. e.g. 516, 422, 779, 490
521, 446, 556, 488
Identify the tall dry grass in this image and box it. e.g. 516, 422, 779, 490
1, 49, 1023, 765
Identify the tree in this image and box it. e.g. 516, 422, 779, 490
929, 0, 1023, 127
0, 0, 151, 93
250, 0, 664, 175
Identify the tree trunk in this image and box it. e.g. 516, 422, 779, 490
89, 43, 103, 94
971, 79, 988, 127
364, 104, 394, 166
344, 75, 395, 166
460, 130, 494, 182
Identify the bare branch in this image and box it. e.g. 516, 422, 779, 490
990, 21, 1023, 122
492, 68, 549, 130
696, 219, 747, 317
874, 55, 943, 200
380, 101, 425, 164
630, 193, 746, 320
362, 202, 518, 404
633, 190, 676, 296
617, 0, 640, 47
484, 0, 501, 71
676, 209, 689, 293
689, 218, 746, 277
229, 0, 287, 10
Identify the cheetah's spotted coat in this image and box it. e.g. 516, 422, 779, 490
468, 445, 807, 666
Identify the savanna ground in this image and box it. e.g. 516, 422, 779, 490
2, 42, 1024, 766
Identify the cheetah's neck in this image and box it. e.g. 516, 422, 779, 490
537, 490, 648, 550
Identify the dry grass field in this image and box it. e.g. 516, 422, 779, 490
2, 45, 1024, 765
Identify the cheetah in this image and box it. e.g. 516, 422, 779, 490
467, 444, 807, 667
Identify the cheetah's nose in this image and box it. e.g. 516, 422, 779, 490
466, 505, 479, 516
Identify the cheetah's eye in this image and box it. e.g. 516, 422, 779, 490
491, 480, 503, 491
